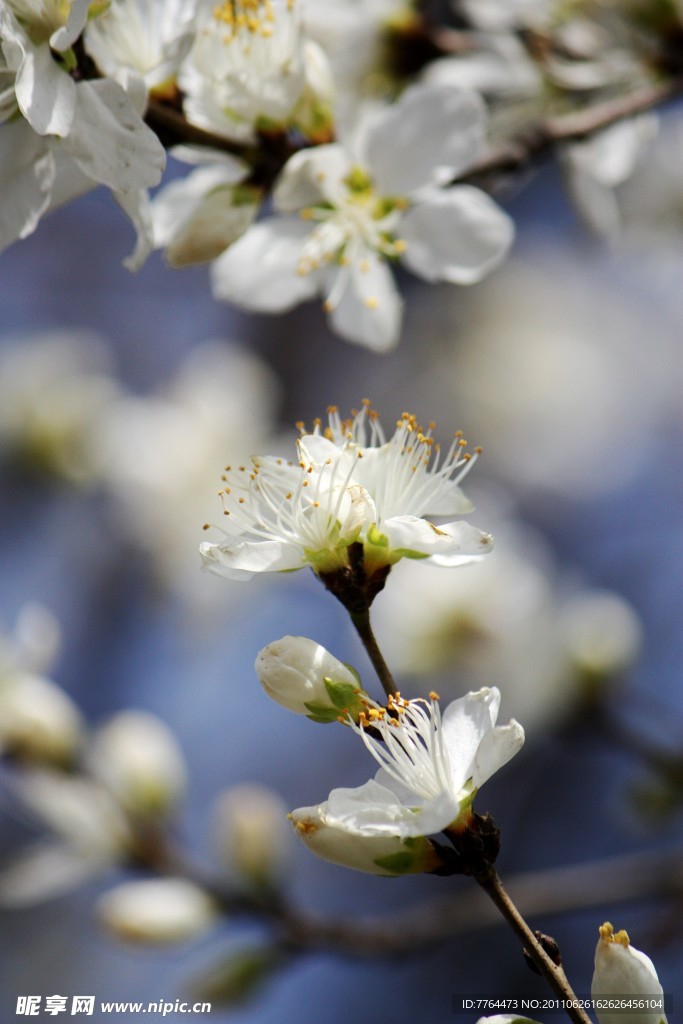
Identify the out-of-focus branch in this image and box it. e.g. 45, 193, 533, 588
146, 75, 683, 196
460, 77, 683, 186
173, 844, 683, 958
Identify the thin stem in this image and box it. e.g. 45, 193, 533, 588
475, 867, 593, 1024
349, 608, 399, 701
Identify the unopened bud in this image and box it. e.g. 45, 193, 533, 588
255, 636, 366, 722
561, 592, 642, 679
97, 879, 216, 945
0, 673, 83, 764
592, 922, 667, 1024
214, 783, 292, 889
289, 805, 441, 876
88, 710, 187, 818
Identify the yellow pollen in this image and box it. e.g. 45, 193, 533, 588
429, 691, 440, 701
364, 297, 379, 309
202, 523, 211, 531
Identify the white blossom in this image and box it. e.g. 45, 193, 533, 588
87, 710, 187, 818
214, 783, 293, 887
592, 923, 667, 1024
85, 0, 198, 94
211, 83, 514, 350
255, 635, 365, 720
180, 0, 308, 143
0, 671, 83, 764
151, 146, 260, 267
97, 878, 217, 944
201, 402, 492, 582
291, 688, 524, 869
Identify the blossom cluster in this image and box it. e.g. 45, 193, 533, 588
2, 0, 678, 347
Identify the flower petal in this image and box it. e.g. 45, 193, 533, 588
211, 218, 320, 312
15, 40, 77, 136
200, 538, 306, 578
62, 79, 165, 191
400, 186, 514, 284
381, 516, 493, 559
323, 779, 459, 839
441, 688, 501, 791
0, 120, 54, 253
274, 144, 351, 211
358, 84, 487, 195
324, 249, 403, 351
472, 720, 525, 788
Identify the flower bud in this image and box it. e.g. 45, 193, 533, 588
289, 806, 441, 876
592, 922, 667, 1024
560, 592, 642, 679
87, 710, 187, 818
255, 636, 366, 722
214, 783, 292, 889
0, 673, 83, 764
97, 879, 216, 945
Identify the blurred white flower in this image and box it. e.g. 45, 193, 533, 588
0, 603, 60, 678
0, 0, 165, 254
0, 671, 83, 764
592, 923, 667, 1024
291, 688, 524, 870
439, 249, 678, 498
0, 771, 131, 905
97, 878, 217, 944
214, 783, 293, 888
96, 340, 279, 602
151, 146, 260, 267
564, 115, 658, 239
0, 331, 120, 484
180, 0, 309, 143
211, 84, 513, 350
373, 513, 642, 732
87, 710, 187, 819
85, 0, 198, 95
201, 402, 492, 582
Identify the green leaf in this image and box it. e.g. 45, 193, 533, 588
191, 946, 285, 1007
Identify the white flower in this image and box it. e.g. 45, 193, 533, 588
151, 146, 260, 267
0, 671, 83, 764
0, 0, 165, 189
85, 0, 198, 94
592, 923, 667, 1024
289, 805, 440, 875
97, 879, 217, 944
0, 771, 131, 906
200, 402, 492, 582
87, 710, 187, 818
180, 0, 307, 143
214, 783, 293, 887
96, 340, 279, 603
291, 688, 524, 865
255, 635, 365, 720
211, 83, 514, 350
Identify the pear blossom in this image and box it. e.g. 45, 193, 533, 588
211, 83, 514, 350
97, 878, 217, 944
200, 402, 492, 582
592, 923, 668, 1024
0, 0, 165, 185
0, 771, 132, 905
84, 0, 198, 95
150, 146, 260, 267
291, 688, 524, 871
255, 635, 366, 720
179, 0, 309, 144
214, 783, 293, 887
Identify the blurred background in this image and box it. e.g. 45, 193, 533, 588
0, 144, 682, 1023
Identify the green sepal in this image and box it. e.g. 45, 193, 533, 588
366, 524, 388, 547
191, 945, 285, 1007
303, 702, 341, 724
373, 838, 426, 875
